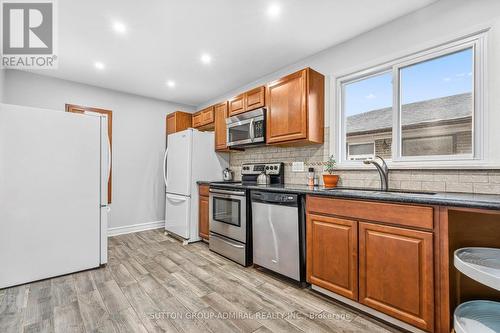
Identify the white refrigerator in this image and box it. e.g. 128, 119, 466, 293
0, 103, 110, 289
163, 128, 228, 243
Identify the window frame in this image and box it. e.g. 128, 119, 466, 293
333, 31, 488, 169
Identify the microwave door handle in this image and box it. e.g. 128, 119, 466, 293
249, 118, 255, 142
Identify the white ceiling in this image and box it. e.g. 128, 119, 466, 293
39, 0, 437, 107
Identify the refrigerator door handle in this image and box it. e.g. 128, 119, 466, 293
107, 136, 111, 182
166, 193, 187, 203
163, 148, 169, 187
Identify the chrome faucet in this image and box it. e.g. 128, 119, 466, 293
363, 156, 389, 191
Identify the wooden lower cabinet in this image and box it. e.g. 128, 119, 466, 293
306, 195, 435, 332
358, 222, 434, 331
198, 185, 209, 240
307, 214, 358, 300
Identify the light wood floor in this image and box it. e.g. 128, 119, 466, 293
0, 229, 401, 333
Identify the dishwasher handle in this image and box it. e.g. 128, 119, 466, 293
251, 191, 298, 206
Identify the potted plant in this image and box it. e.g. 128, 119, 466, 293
323, 155, 339, 188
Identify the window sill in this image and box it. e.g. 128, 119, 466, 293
335, 161, 500, 171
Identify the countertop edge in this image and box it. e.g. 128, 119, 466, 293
204, 182, 500, 211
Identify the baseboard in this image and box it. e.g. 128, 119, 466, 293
107, 220, 164, 237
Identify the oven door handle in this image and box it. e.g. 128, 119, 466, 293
210, 189, 245, 196
212, 234, 245, 249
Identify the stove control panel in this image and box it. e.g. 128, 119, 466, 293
241, 162, 283, 175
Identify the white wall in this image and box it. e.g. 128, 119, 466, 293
199, 0, 500, 165
0, 69, 5, 102
3, 70, 195, 230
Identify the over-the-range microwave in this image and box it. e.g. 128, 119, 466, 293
226, 108, 265, 148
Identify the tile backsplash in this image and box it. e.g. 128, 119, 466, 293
228, 129, 500, 195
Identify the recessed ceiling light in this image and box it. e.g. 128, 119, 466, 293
112, 21, 127, 34
200, 53, 212, 65
267, 3, 281, 18
166, 80, 176, 88
94, 62, 105, 70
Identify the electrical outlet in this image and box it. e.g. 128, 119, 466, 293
292, 161, 305, 172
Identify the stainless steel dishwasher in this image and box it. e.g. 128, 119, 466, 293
251, 191, 305, 283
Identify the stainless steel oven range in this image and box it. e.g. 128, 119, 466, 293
209, 187, 251, 266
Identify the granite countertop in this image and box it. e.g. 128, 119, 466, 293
204, 181, 500, 211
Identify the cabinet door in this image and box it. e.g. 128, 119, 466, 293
166, 113, 176, 135
201, 106, 214, 125
359, 222, 434, 331
199, 195, 209, 240
214, 102, 228, 151
192, 112, 203, 128
245, 86, 265, 111
307, 214, 358, 300
228, 94, 245, 116
266, 69, 307, 144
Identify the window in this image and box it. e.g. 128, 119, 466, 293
399, 48, 473, 159
344, 72, 392, 161
336, 32, 485, 166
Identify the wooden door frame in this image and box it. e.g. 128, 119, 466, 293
65, 104, 112, 204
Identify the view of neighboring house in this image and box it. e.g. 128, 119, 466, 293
346, 92, 473, 160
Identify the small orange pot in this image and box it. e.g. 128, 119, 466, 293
323, 174, 339, 188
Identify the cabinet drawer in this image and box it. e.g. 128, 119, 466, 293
307, 196, 433, 230
199, 184, 209, 197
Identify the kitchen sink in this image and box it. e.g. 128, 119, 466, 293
323, 187, 437, 195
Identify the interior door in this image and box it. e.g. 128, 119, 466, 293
0, 104, 101, 288
166, 130, 192, 196
66, 104, 113, 204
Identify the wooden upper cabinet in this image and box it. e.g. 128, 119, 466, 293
228, 85, 266, 117
192, 106, 215, 130
201, 106, 214, 124
214, 101, 229, 151
245, 86, 265, 111
307, 214, 358, 300
228, 94, 245, 116
166, 111, 192, 135
192, 112, 203, 127
359, 222, 434, 331
266, 68, 324, 145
